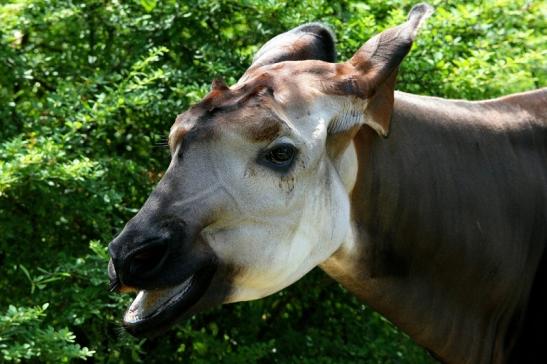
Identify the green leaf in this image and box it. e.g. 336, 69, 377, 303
139, 0, 157, 13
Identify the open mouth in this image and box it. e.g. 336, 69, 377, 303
122, 263, 217, 337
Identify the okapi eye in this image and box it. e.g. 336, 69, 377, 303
262, 143, 297, 170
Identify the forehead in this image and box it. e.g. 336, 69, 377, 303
168, 89, 283, 152
168, 60, 337, 152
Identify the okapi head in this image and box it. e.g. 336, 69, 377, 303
108, 4, 433, 336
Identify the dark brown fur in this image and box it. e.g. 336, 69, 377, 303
329, 89, 547, 364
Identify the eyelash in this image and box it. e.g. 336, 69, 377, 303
259, 143, 297, 172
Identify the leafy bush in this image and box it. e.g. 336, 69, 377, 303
0, 0, 544, 362
0, 303, 94, 363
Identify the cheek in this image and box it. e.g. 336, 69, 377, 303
203, 221, 293, 264
225, 172, 300, 217
202, 191, 350, 302
204, 221, 299, 276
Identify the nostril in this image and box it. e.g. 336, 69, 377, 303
127, 240, 169, 278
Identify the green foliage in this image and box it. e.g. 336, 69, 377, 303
0, 303, 94, 362
0, 0, 543, 362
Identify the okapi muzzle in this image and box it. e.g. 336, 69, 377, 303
108, 173, 224, 336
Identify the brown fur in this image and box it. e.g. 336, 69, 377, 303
322, 89, 547, 364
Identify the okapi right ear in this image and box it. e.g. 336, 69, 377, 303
325, 3, 433, 137
246, 23, 336, 71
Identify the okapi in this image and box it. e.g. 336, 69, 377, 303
108, 4, 547, 363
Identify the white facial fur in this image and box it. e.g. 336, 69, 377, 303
167, 94, 360, 303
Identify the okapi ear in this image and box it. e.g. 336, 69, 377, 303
249, 23, 336, 70
326, 3, 433, 137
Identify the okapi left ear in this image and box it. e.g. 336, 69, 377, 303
242, 22, 336, 78
326, 3, 433, 137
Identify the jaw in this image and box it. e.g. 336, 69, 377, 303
122, 261, 221, 337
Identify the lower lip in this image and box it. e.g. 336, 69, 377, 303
124, 275, 194, 324
121, 260, 218, 337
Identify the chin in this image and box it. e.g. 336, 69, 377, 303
122, 261, 233, 338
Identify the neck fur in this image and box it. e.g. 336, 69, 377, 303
319, 90, 547, 363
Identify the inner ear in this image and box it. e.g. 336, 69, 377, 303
247, 22, 337, 71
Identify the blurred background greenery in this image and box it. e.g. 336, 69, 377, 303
0, 0, 544, 362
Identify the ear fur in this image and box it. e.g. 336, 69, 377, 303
363, 69, 398, 136
244, 22, 336, 76
326, 3, 433, 137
